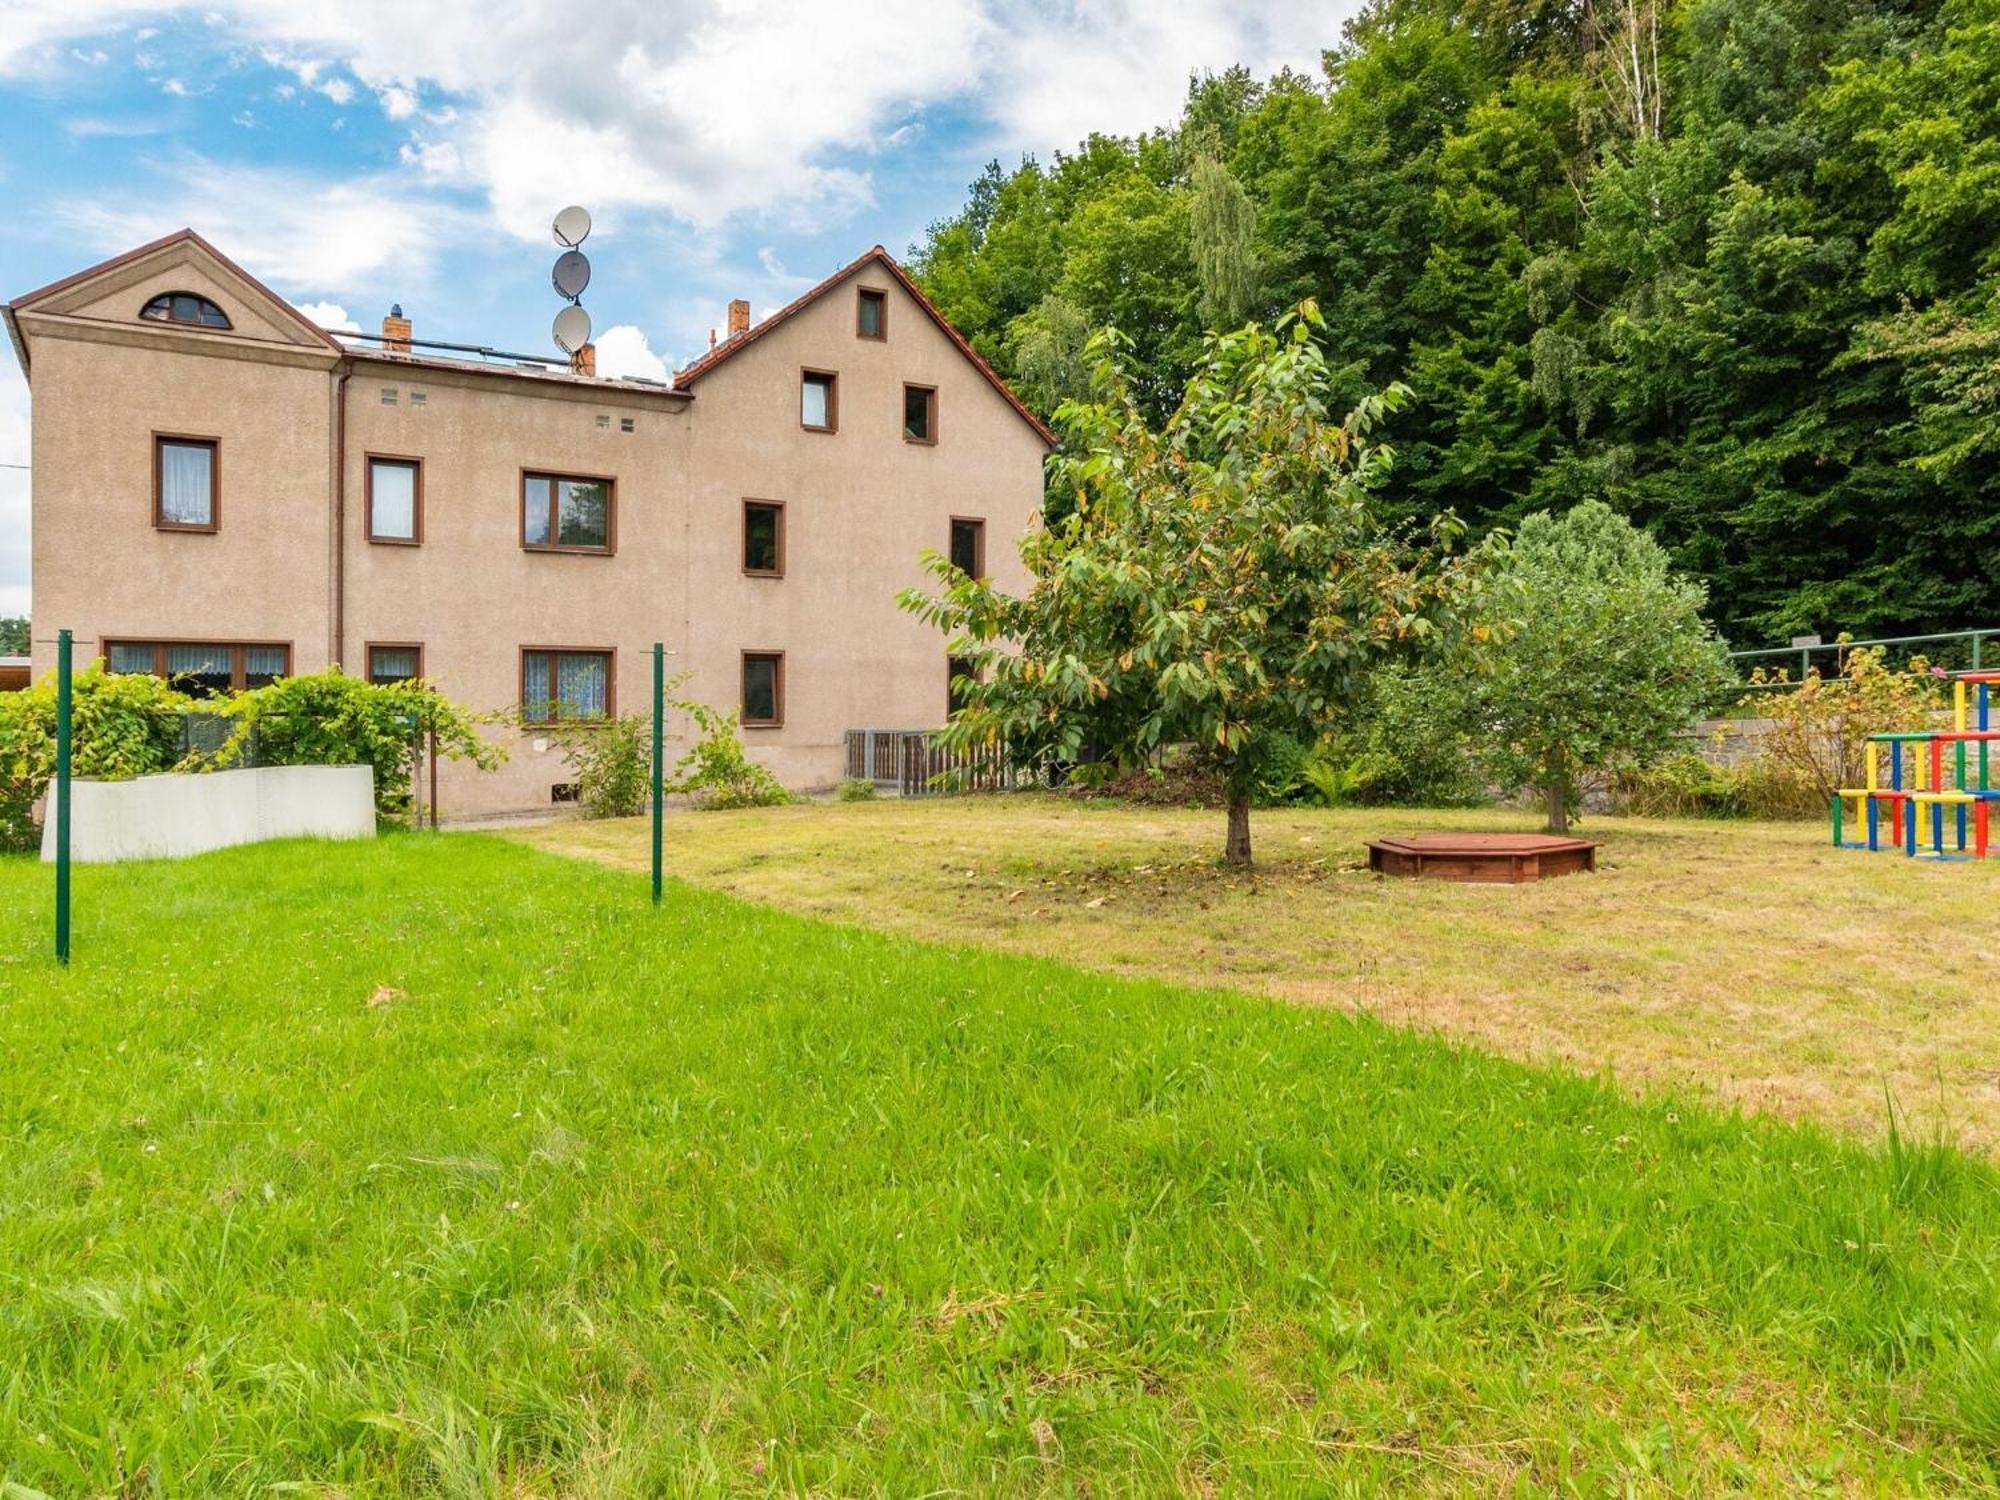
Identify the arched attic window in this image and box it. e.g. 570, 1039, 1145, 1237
139, 291, 232, 329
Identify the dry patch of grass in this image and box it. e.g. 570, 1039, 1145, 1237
519, 795, 2000, 1150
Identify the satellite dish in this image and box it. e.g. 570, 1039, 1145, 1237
552, 249, 591, 300
553, 303, 593, 354
552, 205, 592, 248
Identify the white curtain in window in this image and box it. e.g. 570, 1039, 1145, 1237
244, 646, 287, 685
801, 378, 829, 428
159, 443, 213, 525
371, 462, 416, 538
107, 644, 154, 674
166, 644, 229, 677
557, 653, 607, 718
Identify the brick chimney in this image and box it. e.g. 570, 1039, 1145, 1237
727, 298, 750, 338
570, 341, 596, 377
381, 303, 411, 355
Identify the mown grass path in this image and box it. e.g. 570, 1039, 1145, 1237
524, 797, 2000, 1151
4, 835, 2000, 1492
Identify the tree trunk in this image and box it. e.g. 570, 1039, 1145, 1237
1544, 777, 1569, 834
1225, 791, 1253, 867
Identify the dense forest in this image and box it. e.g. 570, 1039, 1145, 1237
911, 0, 1999, 646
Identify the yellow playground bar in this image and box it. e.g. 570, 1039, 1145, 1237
1833, 670, 2000, 860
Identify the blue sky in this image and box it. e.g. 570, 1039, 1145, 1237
0, 1, 1352, 618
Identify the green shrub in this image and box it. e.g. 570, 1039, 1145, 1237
666, 701, 791, 811
0, 663, 191, 851
1618, 751, 1749, 818
1317, 674, 1486, 808
553, 713, 653, 819
220, 670, 503, 820
838, 777, 879, 802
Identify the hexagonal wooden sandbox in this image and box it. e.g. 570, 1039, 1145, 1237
1366, 832, 1600, 884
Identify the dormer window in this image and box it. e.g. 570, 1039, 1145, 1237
140, 292, 231, 329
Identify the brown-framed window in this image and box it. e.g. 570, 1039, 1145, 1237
950, 516, 985, 579
741, 651, 784, 728
140, 291, 231, 329
947, 654, 979, 716
366, 456, 423, 544
857, 287, 887, 340
154, 434, 218, 531
522, 470, 614, 553
521, 648, 614, 723
800, 370, 838, 433
904, 384, 938, 445
366, 462, 424, 556
367, 643, 424, 685
743, 500, 785, 576
105, 639, 289, 697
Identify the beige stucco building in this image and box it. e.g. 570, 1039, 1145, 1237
5, 230, 1050, 816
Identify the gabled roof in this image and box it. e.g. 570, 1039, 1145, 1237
6, 227, 346, 375
674, 245, 1056, 446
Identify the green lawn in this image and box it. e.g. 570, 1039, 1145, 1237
5, 834, 2000, 1493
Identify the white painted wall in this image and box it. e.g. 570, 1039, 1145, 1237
41, 764, 376, 864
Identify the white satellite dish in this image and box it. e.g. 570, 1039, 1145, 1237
552, 205, 593, 248
553, 303, 593, 354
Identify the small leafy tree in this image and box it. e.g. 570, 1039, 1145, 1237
666, 700, 791, 811
902, 306, 1467, 866
221, 669, 504, 819
552, 712, 654, 819
0, 663, 190, 850
0, 617, 27, 655
1452, 501, 1734, 833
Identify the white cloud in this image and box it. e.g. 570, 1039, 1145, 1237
396, 137, 459, 178
291, 299, 358, 331
63, 116, 163, 138
0, 2, 1351, 239
58, 155, 471, 292
593, 324, 668, 383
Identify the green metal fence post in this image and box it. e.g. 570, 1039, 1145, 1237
651, 641, 664, 907
54, 628, 73, 965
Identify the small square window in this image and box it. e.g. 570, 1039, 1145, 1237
154, 435, 218, 531
620, 417, 635, 433
366, 456, 421, 544
741, 652, 783, 727
380, 387, 398, 405
523, 471, 614, 553
743, 501, 784, 576
367, 644, 422, 684
801, 370, 837, 432
904, 384, 937, 444
950, 517, 985, 579
596, 414, 610, 429
857, 288, 887, 340
522, 648, 613, 723
948, 655, 979, 716
409, 390, 428, 408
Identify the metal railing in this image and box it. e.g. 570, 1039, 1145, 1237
1730, 628, 1995, 690
844, 729, 1029, 797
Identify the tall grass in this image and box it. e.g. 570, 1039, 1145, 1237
2, 835, 1998, 1491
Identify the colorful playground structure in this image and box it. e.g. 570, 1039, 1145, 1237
1833, 671, 2000, 860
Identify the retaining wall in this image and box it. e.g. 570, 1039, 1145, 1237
41, 764, 376, 864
